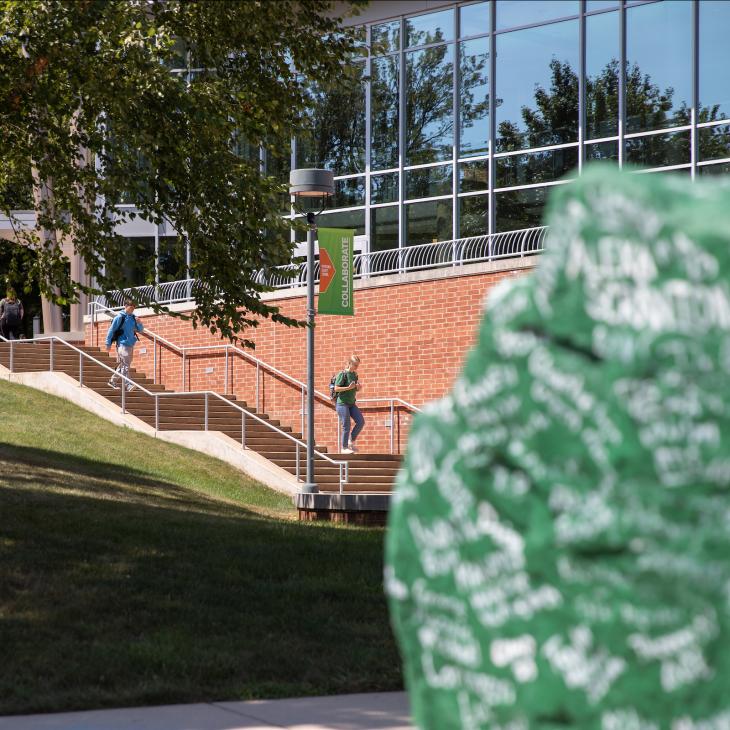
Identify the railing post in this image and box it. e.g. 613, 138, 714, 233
121, 379, 126, 414
153, 337, 157, 385
390, 400, 395, 455
296, 442, 300, 482
256, 362, 260, 412
204, 392, 208, 431
79, 351, 83, 387
225, 349, 229, 395
182, 351, 186, 391
241, 410, 246, 449
155, 395, 159, 432
9, 340, 14, 372
49, 339, 54, 372
300, 385, 305, 439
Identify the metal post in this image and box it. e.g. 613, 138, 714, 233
155, 395, 159, 431
225, 349, 229, 394
304, 216, 318, 493
182, 351, 186, 391
241, 410, 246, 448
153, 338, 157, 385
390, 399, 395, 454
121, 379, 126, 413
301, 385, 305, 439
256, 361, 260, 411
296, 442, 300, 482
79, 351, 83, 387
49, 338, 54, 371
204, 392, 208, 431
9, 340, 14, 372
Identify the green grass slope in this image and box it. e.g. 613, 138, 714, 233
0, 379, 401, 715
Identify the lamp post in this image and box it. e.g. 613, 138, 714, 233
289, 168, 334, 493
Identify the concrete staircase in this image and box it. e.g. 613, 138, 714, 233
0, 340, 402, 495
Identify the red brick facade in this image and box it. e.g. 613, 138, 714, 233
86, 263, 533, 454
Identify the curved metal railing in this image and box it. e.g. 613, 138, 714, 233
0, 333, 350, 492
88, 301, 421, 454
95, 226, 547, 307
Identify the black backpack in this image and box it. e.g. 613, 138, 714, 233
2, 300, 21, 324
109, 313, 139, 344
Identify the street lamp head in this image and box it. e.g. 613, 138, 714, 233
289, 168, 334, 199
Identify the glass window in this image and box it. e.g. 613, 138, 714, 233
460, 36, 490, 157
699, 125, 730, 163
120, 237, 156, 287
496, 146, 577, 187
698, 162, 730, 177
331, 177, 365, 209
585, 140, 619, 161
496, 19, 579, 152
297, 65, 366, 175
371, 55, 400, 170
405, 199, 453, 245
626, 1, 692, 133
586, 10, 619, 140
625, 130, 690, 169
372, 20, 400, 55
371, 173, 399, 205
496, 186, 550, 232
459, 195, 488, 237
371, 205, 399, 252
459, 160, 489, 193
317, 209, 365, 236
586, 1, 618, 10
265, 146, 291, 214
496, 1, 579, 30
699, 0, 730, 122
158, 237, 187, 283
406, 9, 454, 47
406, 164, 453, 199
460, 3, 490, 38
406, 44, 454, 165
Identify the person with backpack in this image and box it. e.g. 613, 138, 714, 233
105, 299, 144, 391
332, 354, 364, 454
0, 288, 24, 340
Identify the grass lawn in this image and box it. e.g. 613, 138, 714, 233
0, 379, 402, 715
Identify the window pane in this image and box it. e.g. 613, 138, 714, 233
406, 164, 452, 199
297, 66, 366, 175
266, 146, 291, 214
459, 160, 489, 193
625, 130, 691, 169
371, 173, 399, 204
626, 1, 692, 133
698, 161, 730, 177
332, 178, 365, 208
585, 140, 619, 161
496, 147, 577, 188
406, 44, 454, 165
586, 10, 619, 140
371, 55, 400, 170
586, 1, 618, 10
497, 1, 579, 30
406, 9, 454, 47
459, 195, 488, 237
318, 209, 365, 236
496, 19, 579, 151
120, 237, 156, 287
372, 20, 400, 55
405, 199, 453, 245
496, 186, 550, 232
699, 125, 730, 163
460, 2, 490, 37
460, 37, 490, 157
158, 237, 187, 283
371, 206, 399, 251
700, 0, 730, 122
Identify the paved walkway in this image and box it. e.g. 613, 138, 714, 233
0, 692, 413, 730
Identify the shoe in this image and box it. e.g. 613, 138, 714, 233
341, 447, 354, 454
349, 443, 359, 453
107, 381, 119, 390
126, 384, 136, 392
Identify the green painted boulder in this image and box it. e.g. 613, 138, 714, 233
386, 166, 730, 729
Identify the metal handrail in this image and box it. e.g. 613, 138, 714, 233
89, 301, 421, 454
0, 334, 350, 492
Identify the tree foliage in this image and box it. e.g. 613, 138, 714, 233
0, 0, 362, 342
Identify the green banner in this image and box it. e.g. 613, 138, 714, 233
317, 227, 355, 316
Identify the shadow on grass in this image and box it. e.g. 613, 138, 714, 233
0, 444, 402, 716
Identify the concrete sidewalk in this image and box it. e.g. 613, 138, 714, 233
0, 692, 413, 730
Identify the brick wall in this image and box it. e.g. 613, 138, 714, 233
86, 263, 533, 454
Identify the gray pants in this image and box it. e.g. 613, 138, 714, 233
110, 344, 134, 387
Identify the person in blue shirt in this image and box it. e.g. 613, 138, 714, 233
105, 299, 144, 391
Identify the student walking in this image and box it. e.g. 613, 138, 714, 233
334, 355, 365, 454
0, 289, 24, 340
105, 300, 144, 391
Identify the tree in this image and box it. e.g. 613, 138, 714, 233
0, 0, 363, 343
